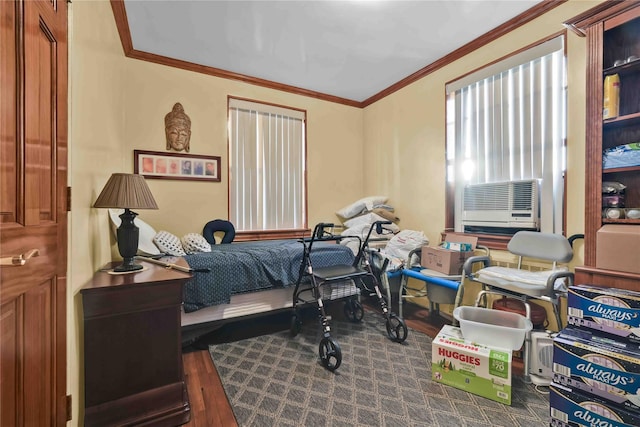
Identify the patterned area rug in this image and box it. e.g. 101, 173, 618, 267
209, 312, 550, 426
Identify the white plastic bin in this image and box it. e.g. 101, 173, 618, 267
453, 306, 532, 350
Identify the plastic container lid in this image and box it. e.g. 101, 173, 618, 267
453, 306, 532, 350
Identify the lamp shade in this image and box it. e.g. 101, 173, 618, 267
93, 173, 158, 210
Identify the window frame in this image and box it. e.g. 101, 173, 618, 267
227, 96, 309, 241
444, 32, 568, 250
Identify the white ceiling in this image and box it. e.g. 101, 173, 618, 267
124, 0, 542, 103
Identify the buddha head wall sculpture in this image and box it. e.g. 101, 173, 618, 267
164, 102, 191, 152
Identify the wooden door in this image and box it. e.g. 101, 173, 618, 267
1, 0, 68, 425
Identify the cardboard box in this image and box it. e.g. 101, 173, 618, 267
552, 327, 640, 413
432, 325, 512, 405
550, 382, 640, 427
596, 224, 640, 274
567, 284, 640, 343
421, 234, 478, 275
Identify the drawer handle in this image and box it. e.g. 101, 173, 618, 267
1, 249, 39, 266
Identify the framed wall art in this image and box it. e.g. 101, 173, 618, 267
134, 150, 221, 182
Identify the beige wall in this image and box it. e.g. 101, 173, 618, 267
362, 0, 599, 320
68, 0, 599, 424
363, 0, 595, 250
69, 1, 364, 423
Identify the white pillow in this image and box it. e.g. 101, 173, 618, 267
343, 212, 400, 233
153, 231, 186, 256
108, 209, 161, 256
336, 196, 388, 219
181, 233, 212, 254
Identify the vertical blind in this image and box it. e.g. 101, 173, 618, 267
447, 36, 566, 233
228, 99, 306, 231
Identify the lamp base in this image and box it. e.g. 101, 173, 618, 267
116, 208, 142, 272
113, 259, 143, 273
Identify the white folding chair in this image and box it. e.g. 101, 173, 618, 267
464, 231, 579, 383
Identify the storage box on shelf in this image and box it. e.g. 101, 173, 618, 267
596, 224, 640, 274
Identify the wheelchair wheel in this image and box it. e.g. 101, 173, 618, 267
344, 299, 364, 322
386, 314, 408, 343
319, 337, 342, 371
290, 313, 302, 337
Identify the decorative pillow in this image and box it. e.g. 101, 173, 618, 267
108, 209, 161, 256
181, 233, 212, 254
153, 231, 186, 256
336, 195, 388, 220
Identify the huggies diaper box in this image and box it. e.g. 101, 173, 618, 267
552, 327, 640, 413
431, 325, 512, 405
567, 285, 640, 343
550, 382, 640, 427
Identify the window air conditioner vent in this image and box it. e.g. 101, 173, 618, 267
462, 179, 540, 230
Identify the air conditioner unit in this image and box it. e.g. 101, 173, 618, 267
462, 179, 540, 229
529, 330, 556, 386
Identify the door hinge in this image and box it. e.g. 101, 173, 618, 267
66, 394, 72, 421
66, 186, 71, 212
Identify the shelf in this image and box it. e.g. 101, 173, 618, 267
602, 218, 640, 225
603, 165, 640, 174
603, 112, 640, 128
603, 58, 640, 76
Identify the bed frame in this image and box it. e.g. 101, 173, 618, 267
181, 287, 296, 346
179, 229, 392, 347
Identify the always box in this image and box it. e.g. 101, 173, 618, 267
431, 325, 512, 405
550, 382, 640, 427
421, 235, 478, 275
567, 285, 640, 343
552, 327, 640, 413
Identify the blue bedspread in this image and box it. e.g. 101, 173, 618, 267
183, 239, 355, 313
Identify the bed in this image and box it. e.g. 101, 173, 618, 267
178, 238, 356, 346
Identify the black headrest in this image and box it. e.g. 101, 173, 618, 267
202, 219, 236, 244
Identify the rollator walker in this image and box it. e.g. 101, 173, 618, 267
291, 221, 408, 371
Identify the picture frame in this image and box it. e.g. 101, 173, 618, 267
134, 150, 221, 182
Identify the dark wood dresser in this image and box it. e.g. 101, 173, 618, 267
81, 259, 191, 426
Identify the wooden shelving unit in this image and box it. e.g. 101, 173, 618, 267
564, 2, 640, 288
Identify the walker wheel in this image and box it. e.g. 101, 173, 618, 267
319, 337, 342, 371
344, 299, 364, 322
290, 314, 302, 337
386, 314, 408, 343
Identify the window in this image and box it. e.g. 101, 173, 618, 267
228, 98, 307, 233
446, 35, 566, 236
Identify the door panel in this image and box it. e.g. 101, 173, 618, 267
0, 0, 19, 225
1, 0, 68, 425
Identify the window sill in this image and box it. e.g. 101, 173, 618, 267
442, 231, 510, 251
235, 228, 311, 242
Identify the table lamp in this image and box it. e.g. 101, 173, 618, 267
93, 173, 158, 272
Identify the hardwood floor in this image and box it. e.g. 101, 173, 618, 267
181, 302, 524, 426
